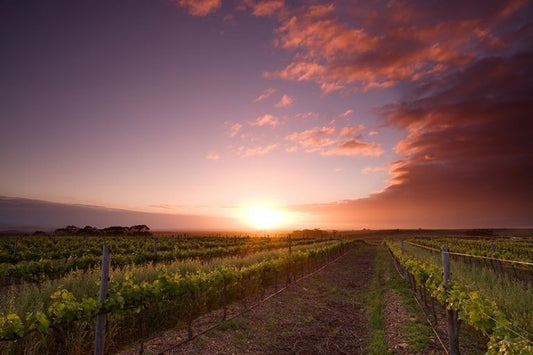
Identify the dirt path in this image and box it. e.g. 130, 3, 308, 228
121, 245, 376, 354
384, 291, 411, 354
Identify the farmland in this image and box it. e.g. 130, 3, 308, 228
1, 230, 532, 354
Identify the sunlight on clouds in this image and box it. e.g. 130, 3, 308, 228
176, 0, 221, 16
228, 123, 243, 137
251, 114, 279, 127
275, 94, 294, 107
253, 87, 276, 102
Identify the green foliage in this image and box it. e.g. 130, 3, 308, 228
47, 289, 100, 322
0, 314, 24, 339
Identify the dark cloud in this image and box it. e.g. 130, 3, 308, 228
268, 0, 533, 228
298, 51, 533, 228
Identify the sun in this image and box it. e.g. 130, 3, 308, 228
244, 206, 284, 230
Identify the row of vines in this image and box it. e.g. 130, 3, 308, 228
408, 237, 533, 263
0, 240, 355, 353
1, 235, 326, 262
0, 235, 326, 285
386, 241, 532, 354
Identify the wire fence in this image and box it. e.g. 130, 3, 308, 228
405, 241, 533, 266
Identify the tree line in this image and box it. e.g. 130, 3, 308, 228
50, 224, 151, 236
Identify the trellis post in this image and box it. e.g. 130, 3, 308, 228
94, 245, 111, 355
441, 246, 460, 355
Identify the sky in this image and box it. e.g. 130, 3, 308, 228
1, 0, 532, 230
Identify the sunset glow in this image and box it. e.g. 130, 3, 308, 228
0, 0, 531, 230
244, 206, 285, 230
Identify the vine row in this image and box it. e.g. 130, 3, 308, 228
386, 241, 533, 354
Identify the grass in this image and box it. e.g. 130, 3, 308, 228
363, 245, 433, 354
363, 247, 390, 354
217, 319, 245, 331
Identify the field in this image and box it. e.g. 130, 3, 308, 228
1, 231, 532, 354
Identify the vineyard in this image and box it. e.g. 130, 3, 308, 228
2, 232, 532, 354
386, 237, 533, 354
0, 234, 324, 285
0, 233, 353, 353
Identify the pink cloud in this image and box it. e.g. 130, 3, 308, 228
205, 152, 221, 160
269, 61, 326, 82
286, 126, 335, 141
247, 0, 285, 17
295, 111, 319, 119
176, 0, 221, 16
339, 125, 364, 136
251, 114, 279, 127
285, 125, 381, 156
236, 143, 278, 157
339, 109, 353, 118
228, 123, 243, 137
275, 94, 294, 107
286, 126, 335, 145
323, 140, 383, 157
253, 88, 276, 102
266, 1, 527, 92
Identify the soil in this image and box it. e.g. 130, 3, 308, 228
384, 291, 411, 354
117, 245, 376, 354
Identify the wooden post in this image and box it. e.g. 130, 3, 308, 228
94, 245, 111, 355
441, 246, 451, 284
400, 241, 408, 279
441, 246, 460, 355
152, 238, 157, 254
288, 236, 292, 256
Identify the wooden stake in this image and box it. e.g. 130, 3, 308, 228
441, 246, 460, 355
94, 245, 111, 355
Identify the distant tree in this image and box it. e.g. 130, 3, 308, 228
79, 225, 99, 236
54, 225, 80, 236
129, 224, 151, 235
53, 224, 151, 236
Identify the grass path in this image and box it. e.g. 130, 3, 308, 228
364, 246, 440, 354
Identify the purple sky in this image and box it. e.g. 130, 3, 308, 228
1, 0, 532, 229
